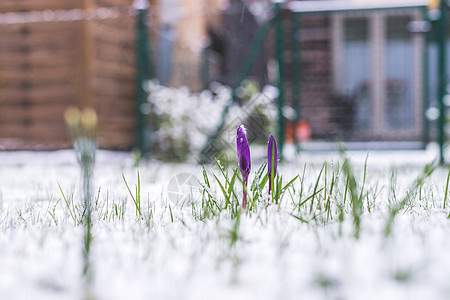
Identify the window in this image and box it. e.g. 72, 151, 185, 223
331, 10, 424, 140
385, 16, 414, 129
343, 17, 371, 130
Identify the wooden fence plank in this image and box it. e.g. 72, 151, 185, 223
95, 42, 135, 65
0, 22, 76, 33
0, 0, 78, 13
0, 84, 77, 100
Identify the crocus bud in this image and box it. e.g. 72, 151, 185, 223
237, 125, 251, 210
64, 106, 81, 128
64, 106, 82, 141
80, 108, 98, 139
268, 134, 277, 203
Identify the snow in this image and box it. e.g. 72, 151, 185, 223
0, 146, 449, 299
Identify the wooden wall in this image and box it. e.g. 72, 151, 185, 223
0, 0, 137, 150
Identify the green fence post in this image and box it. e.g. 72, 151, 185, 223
291, 11, 301, 153
438, 0, 447, 164
274, 1, 286, 159
200, 47, 210, 90
422, 7, 432, 148
135, 0, 151, 155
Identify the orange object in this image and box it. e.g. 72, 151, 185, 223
285, 121, 295, 142
285, 120, 311, 142
297, 120, 311, 142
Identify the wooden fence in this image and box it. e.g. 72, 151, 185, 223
0, 0, 137, 150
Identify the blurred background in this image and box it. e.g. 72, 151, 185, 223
0, 0, 448, 162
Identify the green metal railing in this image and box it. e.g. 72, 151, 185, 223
135, 2, 152, 156
291, 11, 301, 154
423, 7, 431, 148
437, 0, 448, 163
274, 1, 286, 159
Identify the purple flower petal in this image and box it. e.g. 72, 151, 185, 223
237, 125, 251, 209
268, 134, 277, 179
268, 134, 278, 202
237, 125, 251, 175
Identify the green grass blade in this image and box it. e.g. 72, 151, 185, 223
310, 164, 325, 214
57, 180, 77, 225
122, 173, 142, 217
290, 213, 309, 224
213, 173, 228, 201
384, 162, 436, 236
226, 168, 239, 209
282, 175, 299, 193
444, 170, 450, 209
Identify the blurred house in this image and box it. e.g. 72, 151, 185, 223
196, 0, 431, 143
284, 0, 430, 142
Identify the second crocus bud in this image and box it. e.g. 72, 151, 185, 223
268, 134, 277, 203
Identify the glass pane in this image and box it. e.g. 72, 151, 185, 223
343, 18, 371, 130
385, 16, 414, 129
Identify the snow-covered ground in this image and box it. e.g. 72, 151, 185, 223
1, 145, 449, 300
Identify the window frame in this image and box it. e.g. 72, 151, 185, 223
331, 9, 424, 139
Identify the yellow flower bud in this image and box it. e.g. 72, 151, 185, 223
81, 108, 98, 132
428, 0, 440, 11
64, 106, 81, 129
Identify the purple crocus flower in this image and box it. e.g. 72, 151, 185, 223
237, 125, 251, 210
268, 134, 277, 203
